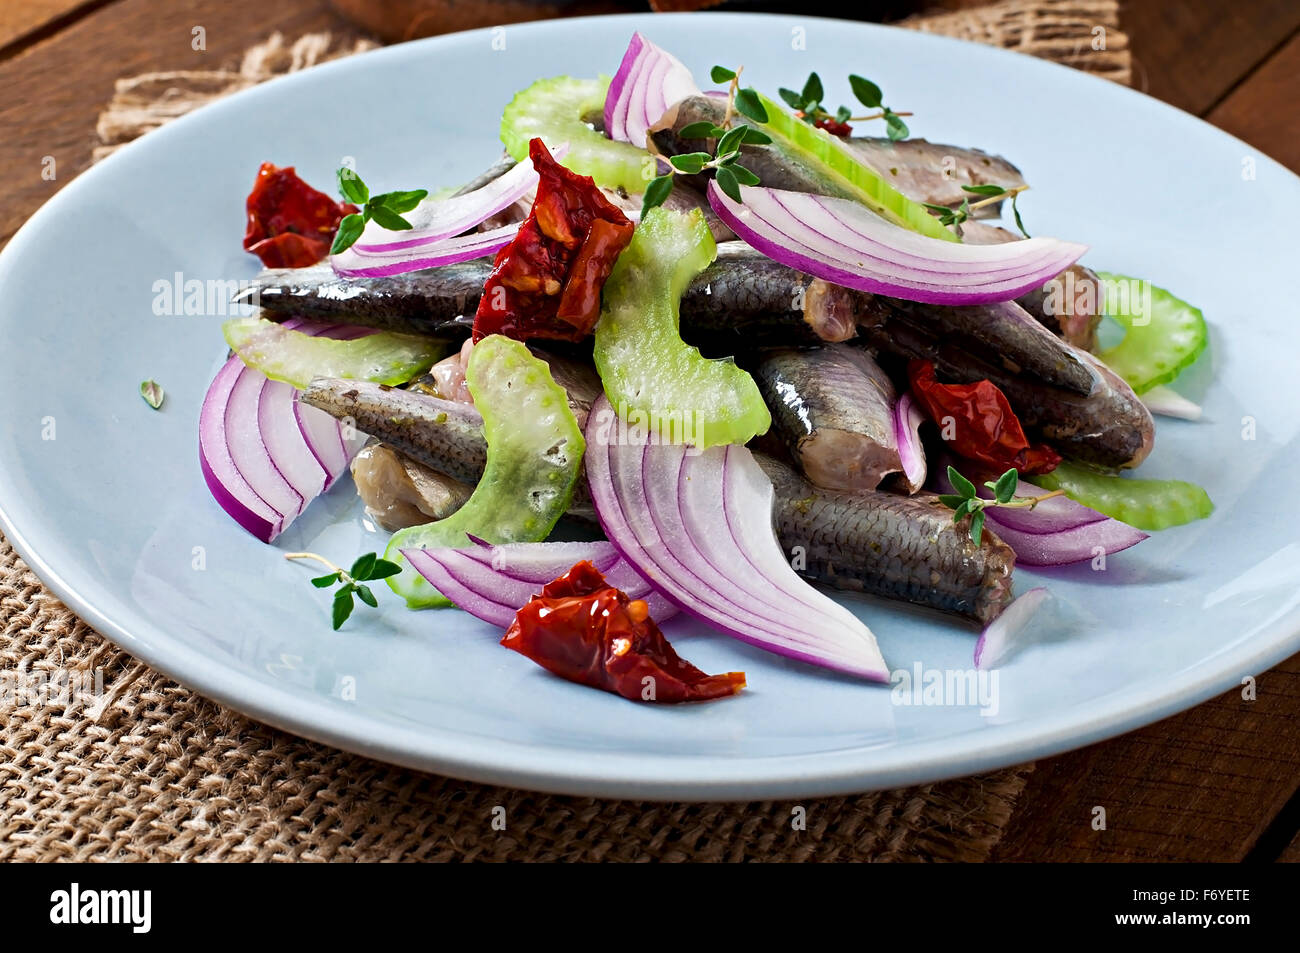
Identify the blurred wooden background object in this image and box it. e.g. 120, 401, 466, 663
329, 0, 642, 41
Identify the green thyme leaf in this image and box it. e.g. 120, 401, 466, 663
372, 189, 428, 214
948, 466, 977, 500
355, 584, 378, 609
885, 110, 909, 141
337, 167, 368, 205
669, 152, 712, 175
368, 559, 403, 580
994, 468, 1019, 504
715, 125, 748, 158
1011, 193, 1031, 238
778, 87, 804, 110
937, 494, 967, 510
679, 120, 719, 139
711, 65, 737, 83
849, 74, 883, 109
740, 126, 772, 145
714, 165, 743, 203
330, 213, 366, 254
729, 164, 761, 186
734, 88, 768, 123
350, 552, 377, 581
961, 184, 1007, 197
801, 72, 824, 107
311, 572, 341, 589
642, 174, 675, 214
970, 510, 986, 546
332, 588, 355, 630
367, 205, 414, 231
139, 379, 164, 410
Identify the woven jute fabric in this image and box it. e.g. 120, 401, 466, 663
1, 1, 1128, 862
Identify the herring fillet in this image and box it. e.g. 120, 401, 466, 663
756, 345, 902, 491
302, 377, 1016, 623
757, 455, 1016, 624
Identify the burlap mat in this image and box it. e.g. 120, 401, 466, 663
2, 1, 1127, 862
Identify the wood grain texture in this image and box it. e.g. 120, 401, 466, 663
1207, 30, 1300, 171
0, 0, 103, 53
996, 655, 1300, 861
1121, 0, 1300, 115
0, 0, 347, 247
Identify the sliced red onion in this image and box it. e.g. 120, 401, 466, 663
893, 392, 927, 493
982, 513, 1147, 566
707, 181, 1087, 305
356, 158, 542, 251
934, 468, 1147, 566
331, 224, 517, 279
975, 587, 1050, 669
1140, 384, 1203, 421
200, 347, 365, 542
975, 480, 1106, 536
331, 146, 569, 279
584, 395, 888, 680
402, 538, 678, 629
604, 32, 700, 149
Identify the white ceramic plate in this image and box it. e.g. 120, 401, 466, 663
2, 13, 1297, 799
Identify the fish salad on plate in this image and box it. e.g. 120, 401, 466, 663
200, 33, 1213, 703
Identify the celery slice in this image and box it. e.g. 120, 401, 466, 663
753, 92, 958, 242
385, 335, 585, 608
593, 206, 771, 450
500, 75, 651, 193
223, 318, 446, 390
1029, 461, 1213, 531
1096, 273, 1208, 395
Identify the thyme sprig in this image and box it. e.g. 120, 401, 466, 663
939, 466, 1066, 545
285, 551, 402, 629
642, 64, 770, 214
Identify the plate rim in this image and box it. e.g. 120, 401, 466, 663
2, 11, 1298, 800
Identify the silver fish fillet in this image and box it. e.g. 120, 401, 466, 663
854, 306, 1155, 469
650, 95, 1024, 216
239, 244, 856, 346
756, 345, 902, 491
962, 221, 1103, 351
303, 377, 1016, 622
757, 455, 1015, 624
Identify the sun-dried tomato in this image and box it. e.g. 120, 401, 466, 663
500, 561, 745, 704
814, 116, 853, 137
243, 162, 357, 268
473, 139, 634, 343
908, 360, 1061, 474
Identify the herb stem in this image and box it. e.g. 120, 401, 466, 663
985, 488, 1067, 510
284, 551, 349, 581
847, 110, 914, 122
967, 184, 1029, 212
721, 66, 743, 129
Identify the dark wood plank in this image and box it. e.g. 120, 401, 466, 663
0, 0, 103, 53
1002, 22, 1300, 861
0, 0, 347, 247
1122, 0, 1300, 115
1207, 30, 1300, 172
997, 653, 1300, 861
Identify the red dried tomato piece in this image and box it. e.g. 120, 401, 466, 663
814, 116, 853, 137
243, 162, 358, 268
473, 139, 634, 343
500, 561, 745, 704
908, 360, 1061, 475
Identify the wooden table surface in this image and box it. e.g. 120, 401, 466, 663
2, 0, 1297, 862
